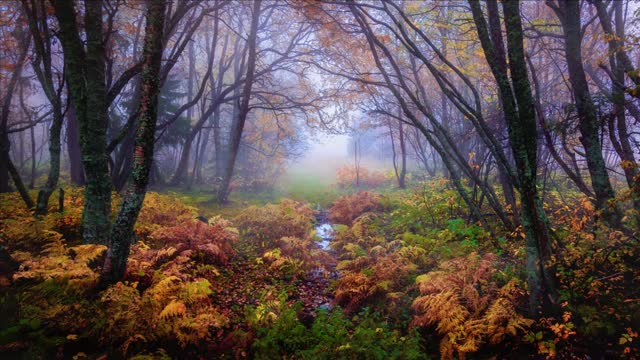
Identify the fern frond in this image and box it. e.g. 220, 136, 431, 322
412, 254, 530, 358
159, 300, 187, 319
69, 244, 107, 263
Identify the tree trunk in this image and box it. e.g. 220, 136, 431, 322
388, 114, 406, 189
35, 102, 62, 215
598, 0, 640, 211
215, 0, 261, 203
7, 157, 34, 209
22, 0, 65, 215
29, 126, 36, 188
111, 79, 141, 191
83, 0, 112, 243
66, 105, 85, 185
398, 117, 407, 189
213, 106, 223, 180
552, 0, 620, 225
102, 0, 167, 284
170, 129, 197, 186
0, 29, 30, 193
470, 0, 557, 316
502, 0, 555, 316
112, 127, 136, 191
52, 0, 112, 244
169, 16, 222, 187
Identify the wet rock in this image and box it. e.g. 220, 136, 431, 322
196, 215, 209, 224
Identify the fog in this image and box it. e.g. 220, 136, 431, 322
288, 133, 350, 183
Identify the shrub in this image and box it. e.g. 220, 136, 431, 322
412, 252, 532, 360
234, 199, 315, 250
125, 217, 237, 288
0, 191, 237, 359
335, 165, 389, 189
135, 192, 198, 240
149, 218, 237, 265
540, 196, 640, 357
11, 231, 106, 284
329, 218, 415, 314
334, 252, 415, 314
261, 236, 333, 280
99, 277, 228, 356
389, 179, 465, 235
251, 303, 423, 359
328, 191, 385, 226
1, 231, 107, 358
330, 213, 387, 261
301, 308, 422, 360
0, 188, 115, 251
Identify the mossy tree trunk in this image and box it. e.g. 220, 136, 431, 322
51, 0, 112, 243
101, 0, 167, 284
470, 0, 557, 316
66, 105, 85, 186
549, 0, 621, 225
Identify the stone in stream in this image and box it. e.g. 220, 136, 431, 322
196, 215, 209, 224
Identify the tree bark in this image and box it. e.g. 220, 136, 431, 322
66, 105, 85, 185
388, 113, 407, 189
52, 0, 112, 243
551, 0, 621, 225
397, 115, 407, 188
29, 126, 36, 188
102, 0, 167, 284
502, 0, 556, 316
470, 0, 557, 316
7, 158, 34, 209
35, 104, 62, 215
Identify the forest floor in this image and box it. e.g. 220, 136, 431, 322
0, 179, 639, 359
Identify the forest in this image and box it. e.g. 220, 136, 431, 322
0, 0, 639, 358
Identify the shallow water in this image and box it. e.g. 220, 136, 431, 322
315, 222, 334, 250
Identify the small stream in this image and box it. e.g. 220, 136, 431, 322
295, 207, 339, 315
313, 205, 336, 252
311, 207, 340, 280
315, 223, 334, 251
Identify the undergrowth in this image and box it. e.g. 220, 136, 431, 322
0, 180, 638, 359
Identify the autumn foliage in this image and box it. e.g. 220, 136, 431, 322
234, 199, 315, 248
134, 192, 198, 239
328, 191, 386, 226
0, 182, 638, 359
0, 191, 238, 357
412, 253, 532, 359
335, 165, 388, 189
